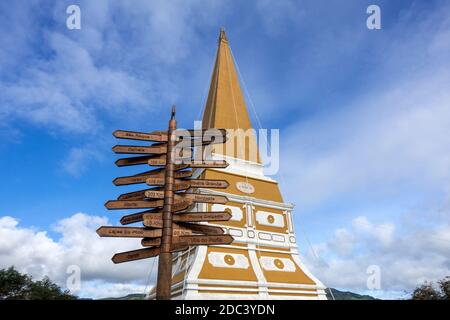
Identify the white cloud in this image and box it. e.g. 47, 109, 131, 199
0, 0, 227, 134
301, 215, 450, 297
0, 213, 158, 299
61, 144, 105, 177
0, 31, 147, 133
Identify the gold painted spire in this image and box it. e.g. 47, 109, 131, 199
202, 28, 261, 163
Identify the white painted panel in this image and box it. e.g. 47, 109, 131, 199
259, 257, 296, 272
236, 181, 255, 194
212, 204, 243, 221
258, 232, 272, 240
272, 234, 285, 242
255, 211, 284, 228
229, 228, 243, 237
207, 252, 249, 269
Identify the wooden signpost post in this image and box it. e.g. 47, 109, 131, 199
97, 106, 233, 300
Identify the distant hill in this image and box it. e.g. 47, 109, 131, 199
326, 288, 378, 300
100, 290, 377, 300
100, 293, 146, 300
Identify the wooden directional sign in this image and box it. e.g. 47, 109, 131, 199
105, 199, 193, 210
186, 179, 229, 188
175, 212, 232, 222
143, 211, 231, 227
145, 178, 229, 189
112, 144, 167, 155
177, 223, 224, 235
143, 213, 230, 228
179, 193, 228, 204
96, 226, 161, 238
141, 234, 234, 247
146, 178, 191, 191
176, 234, 234, 246
105, 200, 164, 210
120, 210, 159, 225
117, 152, 193, 167
112, 247, 161, 264
113, 130, 168, 142
171, 243, 189, 252
142, 213, 164, 228
114, 169, 192, 186
147, 154, 167, 166
144, 190, 228, 204
97, 225, 192, 239
115, 155, 164, 167
147, 158, 229, 168
139, 238, 161, 246
117, 188, 155, 201
172, 200, 195, 212
188, 160, 229, 168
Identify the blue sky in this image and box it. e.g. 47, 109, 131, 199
1, 0, 449, 299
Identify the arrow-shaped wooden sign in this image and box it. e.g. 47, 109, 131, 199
175, 211, 232, 222
171, 243, 189, 253
97, 225, 193, 238
144, 190, 228, 204
106, 198, 193, 211
145, 178, 229, 189
147, 154, 167, 166
177, 223, 224, 235
113, 130, 168, 142
146, 178, 191, 190
105, 200, 164, 210
177, 234, 234, 246
114, 169, 192, 186
180, 193, 228, 204
115, 155, 165, 167
143, 211, 232, 227
117, 188, 156, 201
116, 153, 194, 167
112, 247, 160, 264
141, 234, 234, 247
96, 226, 161, 238
120, 210, 159, 225
112, 144, 167, 155
146, 158, 229, 168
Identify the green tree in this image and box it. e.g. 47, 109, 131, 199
0, 266, 31, 299
411, 281, 441, 300
411, 276, 450, 300
438, 276, 450, 300
0, 266, 77, 300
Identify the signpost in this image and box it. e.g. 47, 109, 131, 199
98, 106, 233, 300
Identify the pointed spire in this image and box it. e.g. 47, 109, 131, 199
202, 29, 261, 163
218, 27, 227, 43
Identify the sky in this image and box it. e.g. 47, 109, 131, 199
0, 0, 449, 299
